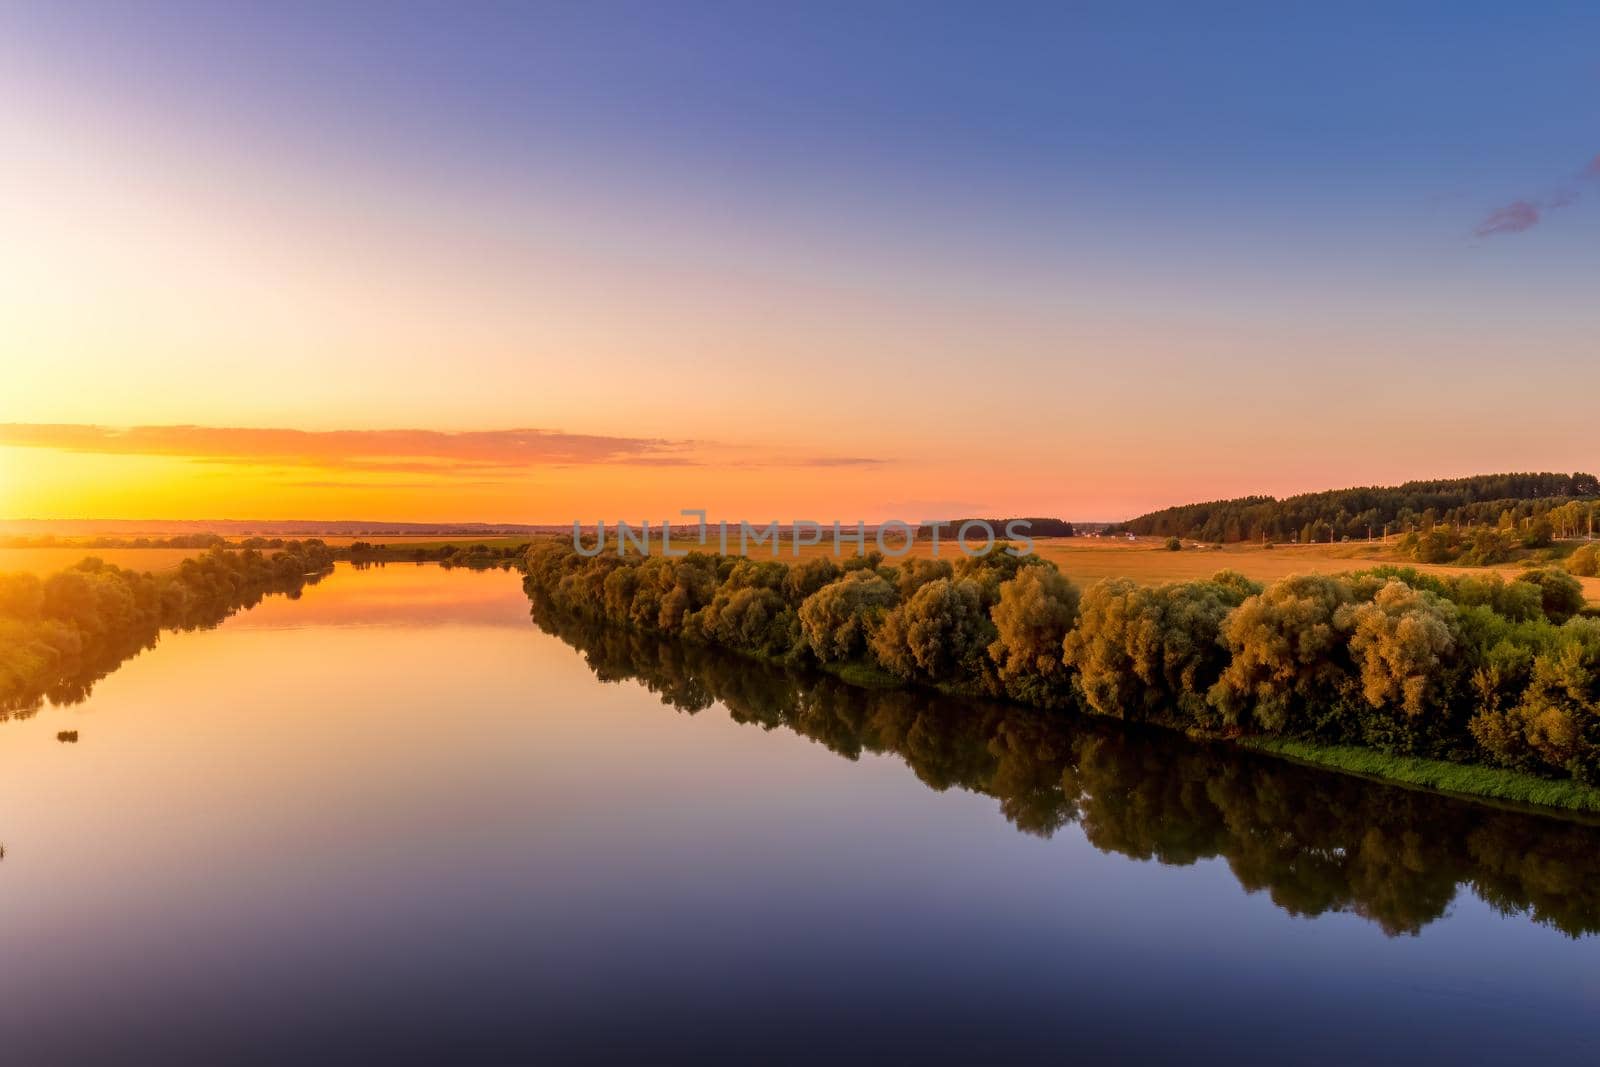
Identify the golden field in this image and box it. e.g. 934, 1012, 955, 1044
597, 533, 1600, 604
0, 547, 212, 576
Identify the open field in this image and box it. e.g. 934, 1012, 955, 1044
578, 532, 1600, 604
1030, 539, 1600, 600
0, 547, 210, 576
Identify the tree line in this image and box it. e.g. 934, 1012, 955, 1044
524, 538, 1600, 788
528, 595, 1600, 939
345, 541, 528, 568
917, 517, 1075, 539
1114, 471, 1599, 545
0, 541, 335, 717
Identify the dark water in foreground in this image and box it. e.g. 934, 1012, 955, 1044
2, 564, 1597, 1064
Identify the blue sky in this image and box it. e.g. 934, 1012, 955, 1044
14, 3, 1597, 214
3, 2, 1598, 520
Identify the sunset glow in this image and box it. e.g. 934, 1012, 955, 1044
3, 4, 1597, 523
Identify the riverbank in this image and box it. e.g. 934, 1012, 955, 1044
813, 639, 1600, 817
522, 576, 1600, 819
1239, 738, 1600, 816
0, 543, 335, 717
524, 538, 1600, 819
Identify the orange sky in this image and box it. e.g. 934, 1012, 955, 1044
3, 12, 1596, 524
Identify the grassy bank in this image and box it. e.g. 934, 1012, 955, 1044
811, 650, 1600, 816
1239, 737, 1600, 815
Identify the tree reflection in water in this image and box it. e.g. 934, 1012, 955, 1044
530, 593, 1600, 939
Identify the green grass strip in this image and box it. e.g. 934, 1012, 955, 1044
1241, 737, 1600, 814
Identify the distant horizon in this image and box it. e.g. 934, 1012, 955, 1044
0, 517, 1123, 534
4, 465, 1593, 534
4, 416, 1595, 525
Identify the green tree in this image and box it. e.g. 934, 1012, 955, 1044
1336, 580, 1459, 719
798, 571, 898, 663
1471, 620, 1600, 781
893, 557, 954, 599
1517, 568, 1586, 624
687, 585, 798, 658
1567, 543, 1599, 578
1209, 573, 1363, 733
872, 577, 993, 683
988, 566, 1080, 704
782, 557, 841, 605
1064, 574, 1252, 723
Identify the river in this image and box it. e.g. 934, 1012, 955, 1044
2, 563, 1596, 1063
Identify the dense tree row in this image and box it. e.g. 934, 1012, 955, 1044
0, 542, 335, 717
917, 517, 1075, 539
1394, 507, 1600, 569
1114, 472, 1599, 544
528, 598, 1600, 939
525, 539, 1600, 784
346, 541, 527, 568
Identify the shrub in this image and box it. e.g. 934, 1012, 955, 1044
872, 578, 993, 684
1064, 573, 1253, 724
1208, 573, 1363, 733
987, 566, 1080, 703
798, 571, 898, 663
1471, 619, 1600, 781
1411, 529, 1457, 564
1457, 529, 1514, 566
686, 585, 798, 658
1336, 580, 1459, 720
951, 546, 1048, 607
782, 557, 842, 606
892, 557, 954, 599
1517, 568, 1586, 624
1523, 518, 1555, 549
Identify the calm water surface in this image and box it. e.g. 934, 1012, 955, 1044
2, 563, 1598, 1064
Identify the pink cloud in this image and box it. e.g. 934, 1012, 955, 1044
0, 423, 884, 472
1474, 200, 1541, 237
1469, 152, 1600, 237
0, 424, 696, 468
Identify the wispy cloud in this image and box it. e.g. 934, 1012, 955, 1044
793, 456, 885, 468
1473, 152, 1600, 238
0, 423, 884, 472
1475, 200, 1542, 237
280, 479, 514, 490
0, 423, 696, 469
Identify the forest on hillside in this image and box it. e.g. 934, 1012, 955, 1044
1114, 472, 1599, 544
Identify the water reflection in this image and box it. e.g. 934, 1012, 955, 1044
1, 574, 330, 722
529, 592, 1600, 939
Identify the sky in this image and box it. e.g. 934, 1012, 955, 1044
2, 1, 1598, 523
